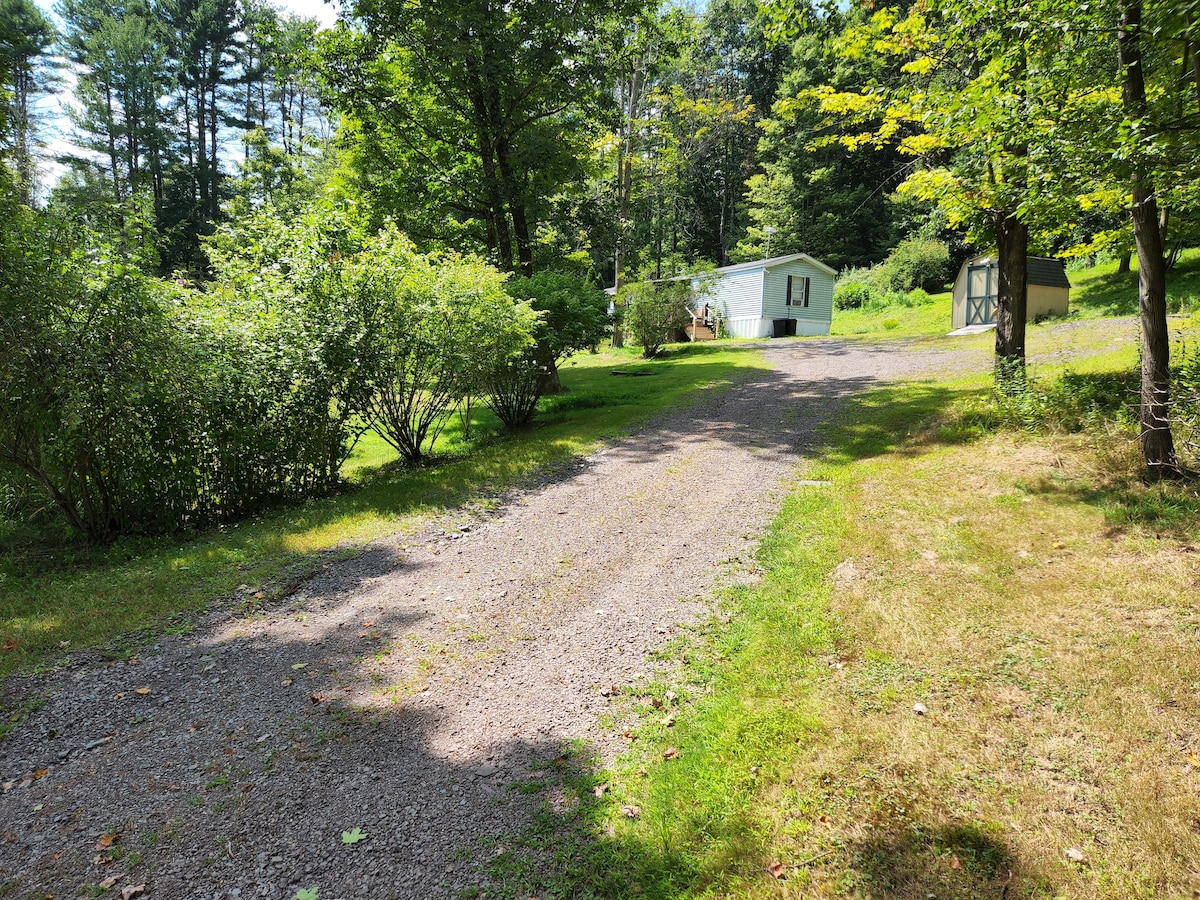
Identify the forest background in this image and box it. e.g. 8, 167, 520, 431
2, 0, 1198, 544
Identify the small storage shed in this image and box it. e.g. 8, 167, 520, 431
951, 254, 1071, 329
695, 253, 836, 338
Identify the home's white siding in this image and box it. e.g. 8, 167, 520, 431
701, 269, 764, 322
674, 253, 835, 339
762, 261, 834, 335
723, 316, 773, 338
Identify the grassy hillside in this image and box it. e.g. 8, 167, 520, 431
832, 250, 1200, 339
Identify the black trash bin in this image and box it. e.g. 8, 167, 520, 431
771, 318, 788, 338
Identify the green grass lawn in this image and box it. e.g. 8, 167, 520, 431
0, 343, 767, 681
1068, 248, 1200, 317
832, 293, 953, 338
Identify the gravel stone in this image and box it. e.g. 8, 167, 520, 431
0, 337, 988, 898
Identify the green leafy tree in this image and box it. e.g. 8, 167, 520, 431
323, 0, 640, 275
504, 272, 609, 394
0, 0, 55, 202
621, 279, 693, 358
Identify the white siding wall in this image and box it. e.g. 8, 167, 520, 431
705, 269, 765, 322
724, 316, 773, 338
762, 261, 834, 335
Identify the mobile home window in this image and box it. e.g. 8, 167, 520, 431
785, 275, 810, 308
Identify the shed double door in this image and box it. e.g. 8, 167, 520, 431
966, 263, 997, 325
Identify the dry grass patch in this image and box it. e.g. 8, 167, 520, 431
769, 433, 1200, 899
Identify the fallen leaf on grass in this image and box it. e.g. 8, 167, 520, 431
649, 698, 663, 709
621, 805, 640, 818
32, 768, 48, 780
309, 694, 324, 705
1188, 751, 1199, 766
665, 691, 678, 705
592, 782, 609, 798
622, 730, 635, 742
98, 875, 120, 889
119, 887, 144, 900
660, 714, 676, 727
949, 854, 962, 870
95, 833, 118, 850
767, 861, 786, 880
912, 702, 928, 716
1065, 847, 1085, 862
134, 688, 151, 696
663, 746, 679, 760
362, 620, 376, 628
341, 827, 368, 845
112, 693, 125, 701
2, 639, 16, 652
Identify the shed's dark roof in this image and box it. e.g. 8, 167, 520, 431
1027, 257, 1071, 289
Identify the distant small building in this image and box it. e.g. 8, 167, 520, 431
951, 254, 1071, 329
691, 253, 836, 339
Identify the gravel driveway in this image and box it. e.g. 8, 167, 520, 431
0, 337, 986, 900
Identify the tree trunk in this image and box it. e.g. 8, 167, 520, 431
1119, 0, 1181, 477
611, 59, 644, 349
994, 213, 1028, 389
537, 358, 563, 395
496, 141, 533, 277
1118, 252, 1132, 274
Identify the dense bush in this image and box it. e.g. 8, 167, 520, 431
360, 230, 538, 459
504, 272, 609, 394
201, 204, 382, 508
0, 199, 200, 540
878, 238, 951, 294
835, 240, 951, 310
620, 280, 694, 358
833, 281, 877, 310
0, 190, 567, 540
3, 200, 397, 540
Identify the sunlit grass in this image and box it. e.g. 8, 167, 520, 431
832, 292, 952, 338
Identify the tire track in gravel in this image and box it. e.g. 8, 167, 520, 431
0, 338, 986, 900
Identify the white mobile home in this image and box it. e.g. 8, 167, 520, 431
695, 253, 836, 339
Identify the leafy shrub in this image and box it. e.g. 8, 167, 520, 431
201, 204, 382, 509
359, 229, 537, 460
905, 288, 934, 306
0, 199, 201, 540
1, 197, 390, 541
505, 272, 609, 395
620, 280, 694, 358
834, 282, 875, 310
879, 238, 951, 294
